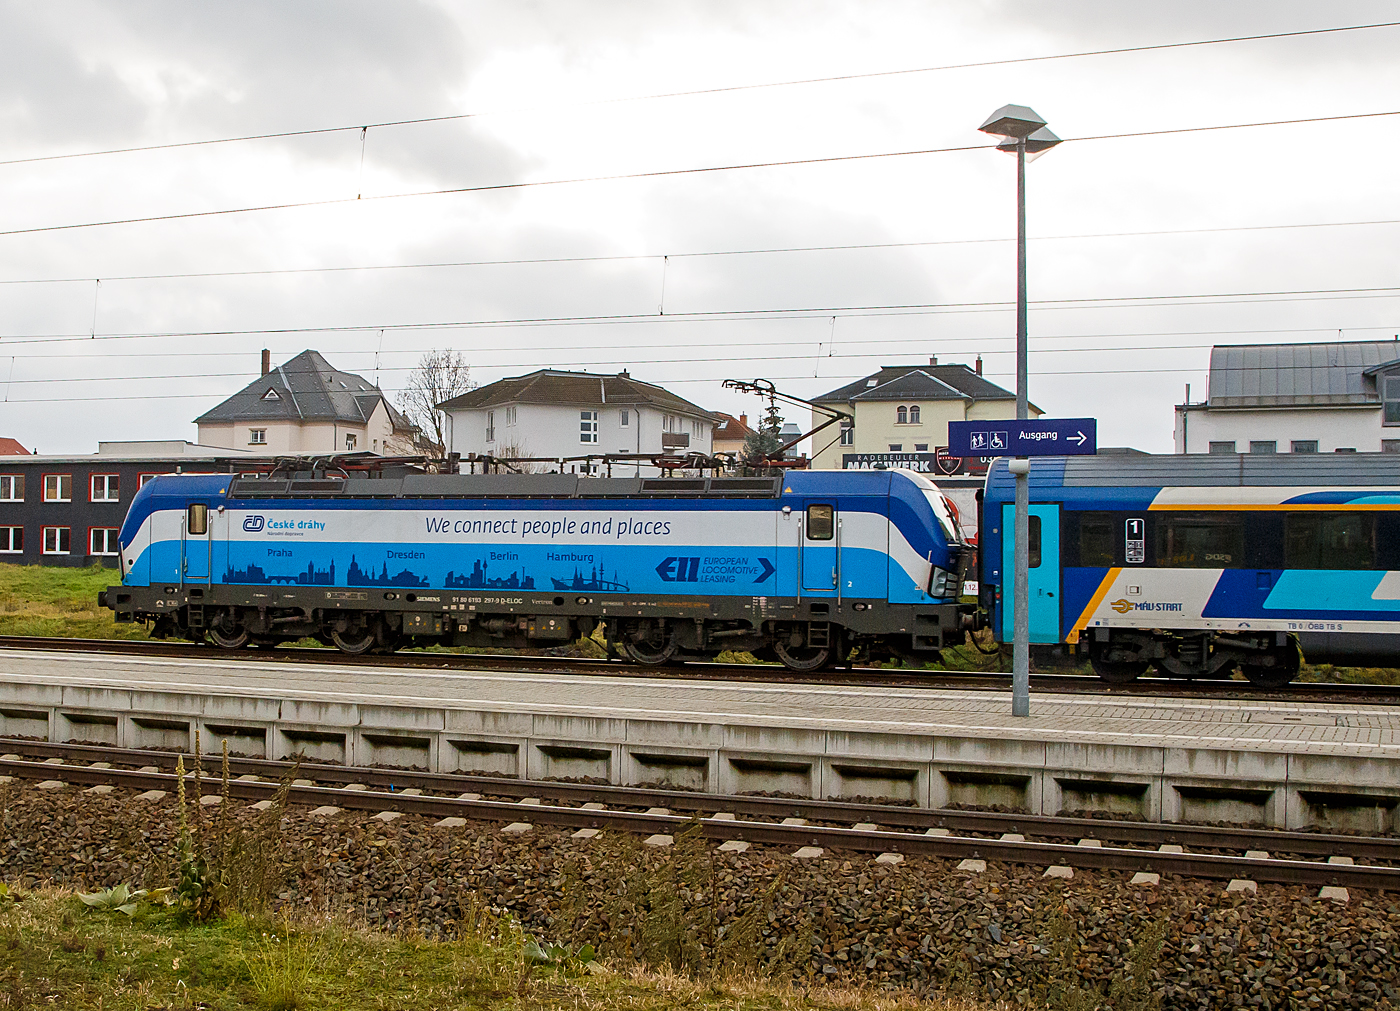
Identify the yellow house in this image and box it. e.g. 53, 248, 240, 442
810, 359, 1040, 473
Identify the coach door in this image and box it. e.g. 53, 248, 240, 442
800, 502, 838, 594
182, 502, 212, 584
1000, 503, 1061, 643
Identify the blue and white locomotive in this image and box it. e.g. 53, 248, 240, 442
980, 453, 1400, 686
102, 468, 973, 670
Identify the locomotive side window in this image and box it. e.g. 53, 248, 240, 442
806, 504, 834, 540
1284, 512, 1376, 569
187, 503, 208, 536
1076, 512, 1115, 566
1154, 512, 1244, 567
1027, 514, 1042, 568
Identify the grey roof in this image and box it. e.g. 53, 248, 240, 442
437, 369, 710, 417
1206, 340, 1400, 408
814, 364, 1017, 404
195, 350, 416, 432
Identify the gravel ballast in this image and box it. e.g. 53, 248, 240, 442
3, 784, 1397, 1010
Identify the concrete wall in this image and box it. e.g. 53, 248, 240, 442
1174, 404, 1388, 454
7, 680, 1396, 832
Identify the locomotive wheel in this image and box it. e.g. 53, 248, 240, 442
1090, 658, 1148, 684
207, 623, 250, 650
1240, 661, 1297, 689
773, 641, 832, 672
329, 627, 377, 655
623, 636, 678, 665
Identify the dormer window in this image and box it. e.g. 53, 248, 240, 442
261, 388, 280, 401
865, 379, 878, 387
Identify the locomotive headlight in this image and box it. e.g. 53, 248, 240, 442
929, 566, 958, 599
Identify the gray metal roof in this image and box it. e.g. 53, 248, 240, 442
815, 364, 1016, 404
1054, 452, 1400, 487
195, 350, 416, 432
1206, 340, 1400, 408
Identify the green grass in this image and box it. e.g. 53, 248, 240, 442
0, 562, 149, 640
0, 887, 981, 1011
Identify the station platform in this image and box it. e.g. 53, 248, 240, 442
0, 648, 1396, 832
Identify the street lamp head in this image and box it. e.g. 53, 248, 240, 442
995, 125, 1062, 160
978, 104, 1047, 140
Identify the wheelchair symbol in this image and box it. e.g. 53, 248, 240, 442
989, 432, 1007, 450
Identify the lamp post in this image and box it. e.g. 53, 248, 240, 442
978, 104, 1061, 718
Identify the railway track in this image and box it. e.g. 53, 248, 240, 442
2, 737, 1395, 893
3, 634, 1399, 704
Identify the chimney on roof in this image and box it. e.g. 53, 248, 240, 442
975, 355, 983, 375
739, 413, 747, 427
619, 369, 630, 379
261, 349, 271, 376
929, 356, 937, 366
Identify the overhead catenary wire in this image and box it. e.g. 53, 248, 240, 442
3, 109, 1399, 240
0, 283, 1396, 347
5, 214, 1400, 287
1, 19, 1394, 169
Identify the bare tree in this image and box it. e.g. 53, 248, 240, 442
397, 349, 474, 454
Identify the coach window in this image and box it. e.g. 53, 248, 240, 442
187, 503, 207, 536
1155, 512, 1244, 567
1027, 515, 1042, 568
1076, 512, 1116, 567
806, 504, 835, 540
1284, 513, 1375, 569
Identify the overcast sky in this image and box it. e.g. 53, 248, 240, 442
2, 0, 1398, 455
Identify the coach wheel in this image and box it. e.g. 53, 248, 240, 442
1240, 658, 1298, 689
207, 623, 250, 650
773, 641, 832, 672
1090, 658, 1148, 684
329, 627, 377, 655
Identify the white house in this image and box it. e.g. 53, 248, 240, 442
810, 359, 1034, 473
196, 350, 420, 456
437, 369, 714, 471
1174, 340, 1400, 454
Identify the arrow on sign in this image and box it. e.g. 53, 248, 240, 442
1068, 431, 1088, 446
753, 558, 776, 583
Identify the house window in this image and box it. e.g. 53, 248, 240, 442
839, 426, 854, 446
42, 526, 70, 555
1291, 440, 1318, 453
888, 444, 902, 452
620, 410, 629, 428
345, 434, 357, 451
1249, 441, 1277, 454
90, 474, 119, 501
1385, 375, 1400, 424
506, 405, 517, 426
0, 527, 21, 552
138, 473, 162, 488
43, 474, 71, 502
580, 411, 599, 444
0, 475, 22, 501
485, 412, 495, 443
915, 443, 929, 452
896, 406, 908, 425
1384, 440, 1400, 454
249, 429, 267, 445
89, 528, 119, 556
1335, 447, 1357, 453
909, 406, 920, 424
1208, 441, 1236, 454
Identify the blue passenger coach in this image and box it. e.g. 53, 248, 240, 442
102, 468, 974, 670
980, 454, 1400, 687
